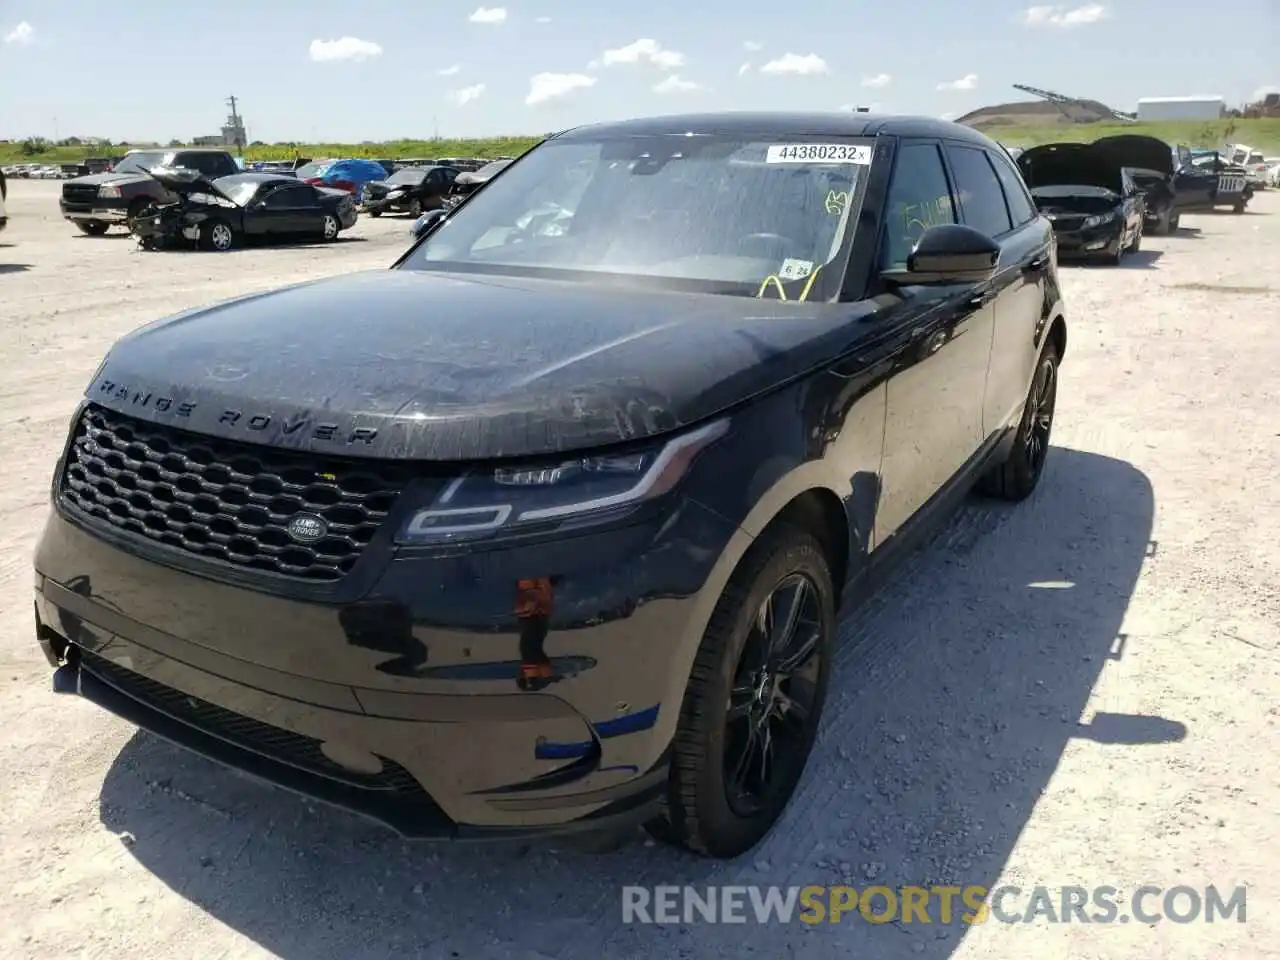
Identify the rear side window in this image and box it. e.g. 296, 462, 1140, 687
987, 150, 1037, 226
948, 145, 1013, 238
180, 153, 235, 177
879, 142, 956, 268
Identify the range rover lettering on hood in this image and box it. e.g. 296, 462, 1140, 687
91, 376, 378, 445
85, 270, 876, 461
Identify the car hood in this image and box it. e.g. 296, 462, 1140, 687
148, 167, 235, 200
87, 269, 878, 461
1018, 142, 1123, 192
67, 171, 153, 188
1090, 135, 1174, 178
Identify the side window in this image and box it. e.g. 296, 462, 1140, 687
988, 150, 1037, 226
264, 185, 310, 207
179, 153, 222, 177
948, 145, 1013, 237
426, 169, 445, 188
879, 142, 956, 268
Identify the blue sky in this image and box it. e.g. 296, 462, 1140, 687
1, 0, 1276, 142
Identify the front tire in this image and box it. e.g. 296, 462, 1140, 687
1126, 221, 1142, 254
647, 526, 833, 858
77, 221, 109, 237
201, 219, 236, 252
978, 342, 1059, 501
126, 199, 151, 234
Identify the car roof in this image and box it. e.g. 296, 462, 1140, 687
552, 111, 996, 146
215, 173, 297, 186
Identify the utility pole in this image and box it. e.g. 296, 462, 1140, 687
225, 94, 245, 156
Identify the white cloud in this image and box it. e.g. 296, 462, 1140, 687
602, 38, 685, 70
861, 73, 892, 88
940, 111, 959, 121
526, 71, 596, 105
743, 40, 762, 51
437, 64, 461, 76
536, 15, 552, 23
3, 20, 33, 44
937, 73, 978, 91
760, 53, 828, 76
449, 83, 486, 105
654, 74, 700, 94
738, 62, 752, 76
1021, 4, 1108, 27
469, 6, 507, 23
309, 36, 382, 62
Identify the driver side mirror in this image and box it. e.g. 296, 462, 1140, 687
882, 223, 1000, 286
410, 208, 447, 239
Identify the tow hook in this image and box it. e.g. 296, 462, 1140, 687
52, 663, 81, 695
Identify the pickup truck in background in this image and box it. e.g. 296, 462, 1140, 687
59, 148, 240, 236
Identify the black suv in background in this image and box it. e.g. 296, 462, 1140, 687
36, 113, 1066, 858
59, 148, 240, 236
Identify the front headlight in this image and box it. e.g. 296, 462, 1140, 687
386, 189, 405, 199
396, 419, 729, 544
98, 184, 121, 198
1081, 212, 1114, 228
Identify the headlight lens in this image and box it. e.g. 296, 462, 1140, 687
386, 189, 405, 199
396, 419, 729, 544
1082, 212, 1114, 228
98, 184, 121, 198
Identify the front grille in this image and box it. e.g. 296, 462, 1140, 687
80, 648, 433, 798
1049, 215, 1087, 231
60, 404, 414, 581
63, 183, 99, 204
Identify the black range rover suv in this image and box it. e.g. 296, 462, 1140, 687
35, 112, 1067, 858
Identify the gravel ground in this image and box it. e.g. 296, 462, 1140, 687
1, 179, 1277, 960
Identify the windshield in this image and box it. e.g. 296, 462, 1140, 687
115, 151, 169, 174
402, 136, 870, 300
475, 158, 514, 179
213, 176, 264, 206
296, 161, 331, 180
1030, 185, 1119, 199
386, 168, 429, 186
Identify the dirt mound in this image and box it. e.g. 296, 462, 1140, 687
958, 99, 1117, 127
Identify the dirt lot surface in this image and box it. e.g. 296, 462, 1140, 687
1, 179, 1277, 959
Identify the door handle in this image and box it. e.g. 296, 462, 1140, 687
967, 291, 996, 309
1025, 255, 1047, 272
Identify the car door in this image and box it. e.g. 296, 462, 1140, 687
873, 140, 994, 544
978, 145, 1055, 436
261, 183, 323, 235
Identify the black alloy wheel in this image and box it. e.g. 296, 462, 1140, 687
724, 573, 825, 818
647, 525, 833, 858
978, 342, 1059, 501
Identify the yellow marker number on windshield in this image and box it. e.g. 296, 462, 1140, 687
756, 265, 822, 302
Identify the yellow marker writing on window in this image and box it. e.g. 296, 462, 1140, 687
824, 190, 849, 215
756, 265, 823, 302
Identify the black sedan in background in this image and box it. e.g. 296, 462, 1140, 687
363, 165, 460, 218
35, 112, 1066, 858
1018, 142, 1146, 264
132, 170, 357, 251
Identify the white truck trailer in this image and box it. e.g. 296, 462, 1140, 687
1136, 96, 1225, 121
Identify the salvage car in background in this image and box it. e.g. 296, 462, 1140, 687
442, 157, 514, 210
363, 164, 460, 218
298, 158, 388, 202
0, 168, 7, 234
1089, 134, 1188, 234
131, 169, 356, 251
35, 111, 1067, 859
1017, 141, 1146, 263
59, 148, 240, 236
1184, 149, 1252, 212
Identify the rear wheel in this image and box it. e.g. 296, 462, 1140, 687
646, 525, 833, 858
77, 221, 109, 237
1232, 201, 1246, 214
201, 219, 235, 252
978, 342, 1059, 501
321, 214, 340, 240
408, 198, 424, 218
368, 208, 382, 218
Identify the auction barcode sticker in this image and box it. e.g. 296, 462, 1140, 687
765, 144, 872, 164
